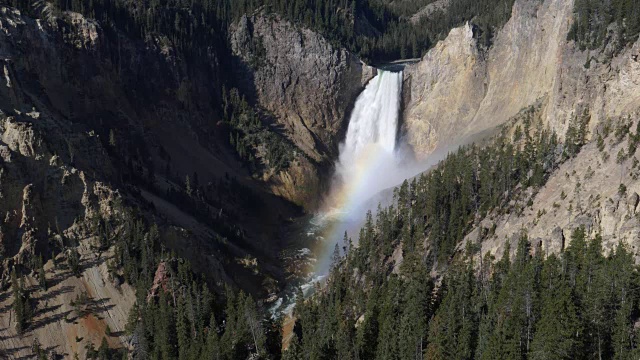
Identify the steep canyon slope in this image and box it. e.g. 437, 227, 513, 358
3, 0, 640, 356
230, 11, 376, 208
403, 0, 640, 257
403, 0, 640, 158
0, 5, 370, 357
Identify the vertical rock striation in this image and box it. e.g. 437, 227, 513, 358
230, 12, 376, 163
230, 12, 376, 209
403, 0, 640, 159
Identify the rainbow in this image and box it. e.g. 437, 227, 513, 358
308, 144, 397, 276
299, 70, 404, 290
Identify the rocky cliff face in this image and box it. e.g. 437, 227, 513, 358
230, 12, 375, 208
231, 12, 375, 162
0, 6, 379, 353
0, 2, 295, 342
403, 0, 640, 260
403, 0, 640, 159
462, 110, 640, 264
0, 12, 156, 357
401, 22, 486, 156
0, 8, 121, 272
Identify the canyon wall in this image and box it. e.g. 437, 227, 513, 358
230, 12, 376, 208
403, 0, 640, 259
403, 0, 640, 159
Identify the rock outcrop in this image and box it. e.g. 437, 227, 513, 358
0, 240, 136, 359
0, 57, 134, 357
409, 0, 451, 25
0, 1, 308, 325
0, 110, 119, 266
231, 11, 375, 163
401, 22, 485, 156
403, 0, 640, 159
230, 12, 375, 209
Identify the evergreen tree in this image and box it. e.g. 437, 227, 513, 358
177, 296, 191, 360
204, 314, 221, 359
37, 255, 47, 290
97, 337, 110, 360
427, 258, 478, 360
284, 333, 304, 360
109, 129, 116, 147
529, 254, 579, 359
68, 247, 81, 276
11, 269, 32, 335
609, 242, 639, 360
376, 277, 402, 360
331, 243, 341, 272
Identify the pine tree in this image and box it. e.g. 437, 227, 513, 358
580, 234, 609, 359
284, 333, 304, 360
32, 338, 47, 360
610, 242, 639, 360
156, 290, 176, 360
11, 269, 31, 335
243, 295, 265, 357
185, 175, 192, 197
109, 129, 116, 147
177, 296, 190, 360
264, 314, 283, 359
68, 247, 81, 276
376, 278, 402, 360
529, 254, 579, 359
356, 289, 380, 360
204, 314, 221, 359
427, 260, 478, 360
97, 337, 110, 360
37, 255, 47, 290
482, 234, 533, 360
331, 243, 341, 271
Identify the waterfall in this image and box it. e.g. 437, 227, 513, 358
329, 70, 405, 215
339, 71, 403, 165
270, 70, 407, 316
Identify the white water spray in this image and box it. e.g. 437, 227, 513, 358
273, 67, 475, 316
338, 71, 403, 166
271, 70, 410, 316
327, 70, 406, 216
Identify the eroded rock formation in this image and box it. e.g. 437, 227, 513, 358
230, 12, 376, 209
403, 0, 640, 159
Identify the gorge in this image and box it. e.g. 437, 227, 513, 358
2, 0, 640, 358
272, 70, 407, 314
